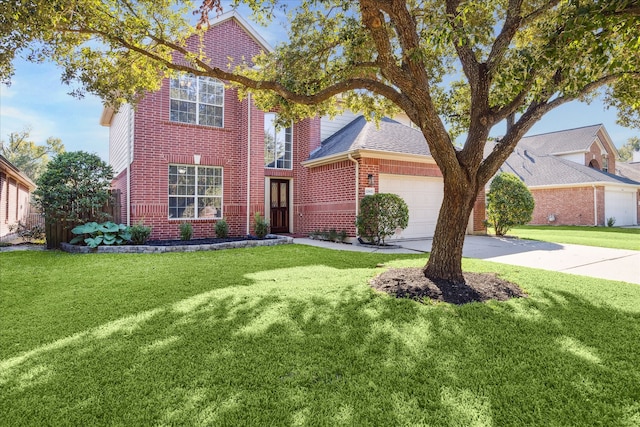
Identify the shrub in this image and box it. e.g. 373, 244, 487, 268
328, 228, 338, 242
8, 221, 45, 242
607, 217, 616, 227
356, 193, 409, 245
179, 222, 193, 241
33, 151, 114, 227
70, 221, 131, 248
129, 222, 152, 245
486, 172, 535, 236
338, 230, 348, 243
215, 218, 229, 238
254, 213, 269, 239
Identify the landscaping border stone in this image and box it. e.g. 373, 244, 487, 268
60, 236, 293, 254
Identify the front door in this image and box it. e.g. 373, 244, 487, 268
270, 179, 290, 233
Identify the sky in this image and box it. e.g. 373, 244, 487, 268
1, 4, 638, 163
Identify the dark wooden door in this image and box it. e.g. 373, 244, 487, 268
270, 179, 289, 233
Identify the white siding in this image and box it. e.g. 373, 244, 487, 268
321, 110, 360, 141
556, 153, 584, 165
108, 104, 133, 175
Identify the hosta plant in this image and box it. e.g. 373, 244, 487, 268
71, 221, 131, 248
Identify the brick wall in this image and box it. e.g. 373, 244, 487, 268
530, 186, 604, 226
125, 18, 270, 240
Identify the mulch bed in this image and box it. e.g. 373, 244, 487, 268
146, 236, 273, 246
370, 267, 527, 305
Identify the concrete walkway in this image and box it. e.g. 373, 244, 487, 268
294, 236, 640, 285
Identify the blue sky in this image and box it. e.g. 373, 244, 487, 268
1, 6, 637, 162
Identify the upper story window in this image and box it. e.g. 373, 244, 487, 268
168, 165, 223, 219
264, 113, 292, 169
170, 74, 224, 127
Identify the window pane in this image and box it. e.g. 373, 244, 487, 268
198, 197, 221, 218
199, 104, 223, 128
170, 100, 196, 124
198, 78, 224, 106
170, 75, 197, 101
169, 196, 195, 219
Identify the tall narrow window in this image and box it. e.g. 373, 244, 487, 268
170, 74, 224, 127
168, 165, 223, 219
264, 113, 293, 169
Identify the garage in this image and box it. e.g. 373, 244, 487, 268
605, 187, 637, 226
378, 174, 444, 239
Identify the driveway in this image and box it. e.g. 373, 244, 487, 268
295, 236, 640, 285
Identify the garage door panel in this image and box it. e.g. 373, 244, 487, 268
605, 188, 637, 226
378, 174, 444, 239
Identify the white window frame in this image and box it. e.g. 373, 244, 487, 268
168, 164, 223, 220
264, 113, 293, 170
169, 74, 224, 127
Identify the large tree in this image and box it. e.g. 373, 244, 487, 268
0, 129, 65, 181
3, 0, 639, 282
618, 137, 640, 162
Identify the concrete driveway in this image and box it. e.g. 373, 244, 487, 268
295, 236, 640, 285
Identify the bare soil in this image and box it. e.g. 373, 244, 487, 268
370, 267, 527, 305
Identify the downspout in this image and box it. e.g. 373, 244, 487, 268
126, 106, 133, 226
246, 93, 251, 236
593, 185, 597, 226
347, 153, 359, 218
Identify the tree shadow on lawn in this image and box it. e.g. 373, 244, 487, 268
2, 264, 640, 426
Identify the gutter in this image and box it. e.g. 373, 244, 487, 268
126, 106, 133, 226
593, 185, 598, 226
246, 93, 251, 235
347, 153, 359, 219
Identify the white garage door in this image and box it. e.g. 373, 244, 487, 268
605, 187, 637, 226
378, 174, 444, 239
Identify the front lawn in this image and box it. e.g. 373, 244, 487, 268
496, 225, 640, 250
2, 246, 639, 426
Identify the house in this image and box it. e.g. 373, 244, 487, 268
101, 11, 485, 241
0, 155, 36, 241
495, 124, 640, 226
616, 149, 640, 183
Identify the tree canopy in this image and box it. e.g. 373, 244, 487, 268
3, 0, 639, 281
0, 128, 65, 181
618, 136, 640, 162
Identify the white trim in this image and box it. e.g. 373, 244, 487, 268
528, 182, 640, 190
302, 149, 437, 168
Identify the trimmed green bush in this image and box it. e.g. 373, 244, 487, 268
254, 213, 269, 239
486, 172, 535, 236
179, 222, 193, 241
129, 222, 152, 245
215, 218, 229, 238
356, 193, 409, 245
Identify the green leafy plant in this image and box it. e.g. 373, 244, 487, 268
338, 230, 348, 243
33, 151, 114, 227
356, 193, 409, 245
8, 221, 45, 242
179, 222, 193, 241
253, 213, 269, 239
328, 228, 338, 242
129, 222, 152, 245
607, 217, 616, 227
215, 218, 229, 238
486, 173, 535, 236
70, 221, 131, 248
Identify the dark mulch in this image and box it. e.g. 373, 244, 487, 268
146, 236, 275, 246
370, 267, 527, 305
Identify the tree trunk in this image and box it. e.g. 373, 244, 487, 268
423, 178, 478, 282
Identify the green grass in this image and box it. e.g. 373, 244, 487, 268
2, 245, 640, 426
496, 225, 640, 250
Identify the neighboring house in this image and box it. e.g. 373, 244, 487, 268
616, 150, 640, 183
0, 155, 36, 240
495, 124, 640, 226
101, 11, 485, 240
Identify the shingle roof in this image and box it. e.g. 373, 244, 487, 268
308, 116, 431, 160
519, 124, 604, 155
497, 145, 640, 186
616, 162, 640, 183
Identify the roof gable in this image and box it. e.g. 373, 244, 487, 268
520, 124, 606, 155
208, 10, 273, 53
308, 116, 432, 161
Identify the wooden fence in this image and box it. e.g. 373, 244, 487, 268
45, 190, 122, 249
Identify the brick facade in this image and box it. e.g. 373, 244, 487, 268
530, 186, 605, 226
107, 13, 487, 240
